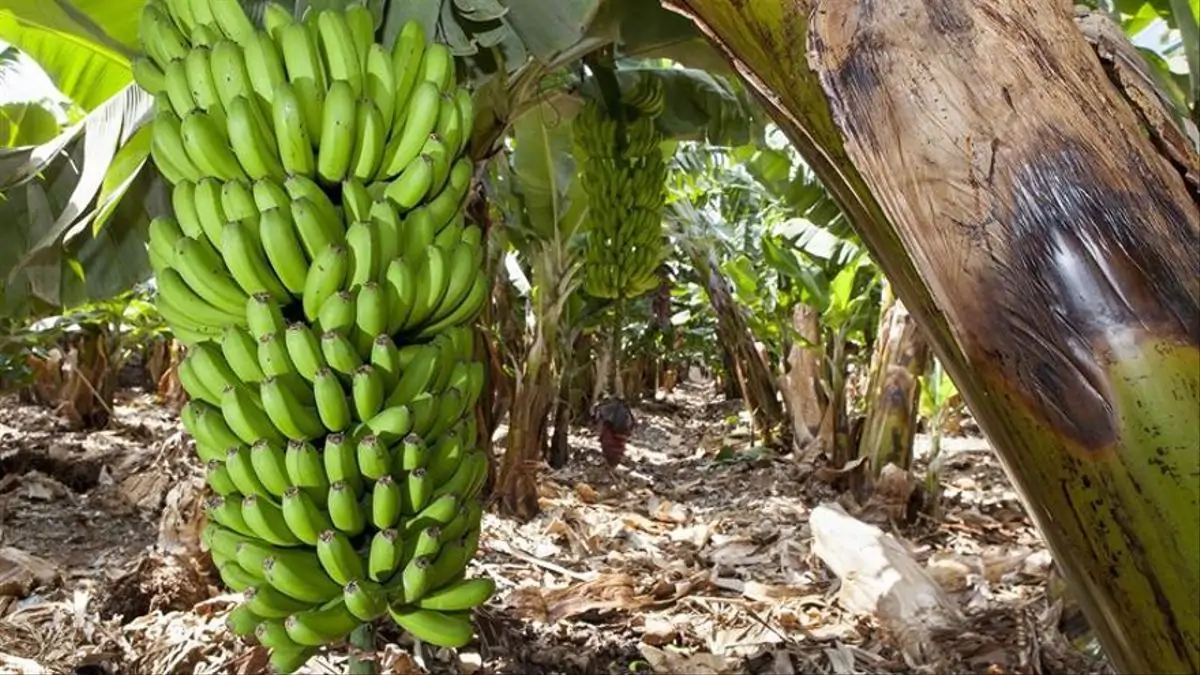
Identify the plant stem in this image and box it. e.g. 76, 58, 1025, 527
348, 623, 376, 675
611, 296, 625, 398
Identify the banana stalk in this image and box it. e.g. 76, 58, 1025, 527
666, 1, 1200, 672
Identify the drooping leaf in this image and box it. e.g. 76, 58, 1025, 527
92, 120, 152, 234
511, 93, 583, 239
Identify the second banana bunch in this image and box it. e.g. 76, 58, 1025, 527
574, 76, 670, 301
134, 0, 494, 672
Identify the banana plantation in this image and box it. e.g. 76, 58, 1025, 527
0, 0, 1195, 673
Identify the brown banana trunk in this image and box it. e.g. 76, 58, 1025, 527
664, 1, 1200, 672
688, 245, 785, 432
858, 285, 931, 477
781, 304, 823, 450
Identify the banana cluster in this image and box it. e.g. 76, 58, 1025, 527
573, 76, 669, 301
134, 1, 494, 671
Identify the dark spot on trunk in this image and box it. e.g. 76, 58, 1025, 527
987, 129, 1200, 451
922, 0, 973, 37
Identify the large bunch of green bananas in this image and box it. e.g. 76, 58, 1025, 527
134, 0, 495, 671
574, 76, 668, 301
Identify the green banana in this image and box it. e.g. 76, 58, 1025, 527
388, 20, 426, 129
283, 322, 325, 382
242, 493, 304, 547
133, 56, 167, 94
302, 243, 350, 321
316, 79, 358, 184
315, 9, 364, 97
344, 221, 378, 289
225, 444, 271, 497
367, 528, 401, 582
162, 60, 199, 118
322, 433, 363, 495
206, 494, 255, 537
220, 383, 284, 445
278, 22, 328, 146
220, 179, 259, 222
383, 256, 417, 334
313, 367, 352, 432
387, 605, 475, 648
206, 458, 238, 496
140, 3, 189, 68
365, 43, 396, 127
383, 152, 434, 210
355, 434, 391, 481
178, 352, 220, 405
371, 475, 403, 529
281, 486, 333, 545
245, 584, 311, 619
349, 98, 386, 181
173, 236, 250, 315
182, 47, 227, 127
209, 0, 256, 46
343, 579, 387, 621
263, 554, 343, 604
284, 598, 359, 646
351, 365, 384, 421
225, 603, 264, 637
261, 376, 325, 440
157, 266, 246, 330
246, 292, 286, 340
317, 529, 365, 585
250, 439, 291, 498
228, 95, 286, 181
369, 334, 402, 389
272, 81, 316, 178
316, 289, 357, 335
364, 404, 412, 444
404, 467, 432, 515
253, 178, 291, 211
180, 111, 247, 181
377, 80, 441, 180
191, 177, 229, 249
321, 330, 363, 376
385, 342, 437, 406
258, 206, 311, 296
152, 111, 203, 181
398, 434, 428, 472
255, 617, 301, 650
284, 439, 330, 495
419, 42, 455, 92
221, 218, 292, 302
243, 31, 288, 109
328, 480, 366, 535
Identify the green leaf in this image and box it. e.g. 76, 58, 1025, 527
452, 0, 508, 22
380, 0, 441, 51
0, 0, 137, 111
0, 102, 60, 147
501, 0, 596, 61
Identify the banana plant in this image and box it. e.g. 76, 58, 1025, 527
488, 93, 590, 518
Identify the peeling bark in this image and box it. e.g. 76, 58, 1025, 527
781, 304, 823, 448
664, 0, 1200, 671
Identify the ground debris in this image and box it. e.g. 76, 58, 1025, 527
0, 387, 1110, 674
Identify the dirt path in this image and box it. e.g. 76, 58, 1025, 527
0, 385, 1108, 674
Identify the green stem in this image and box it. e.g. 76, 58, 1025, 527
348, 623, 376, 675
610, 295, 626, 397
